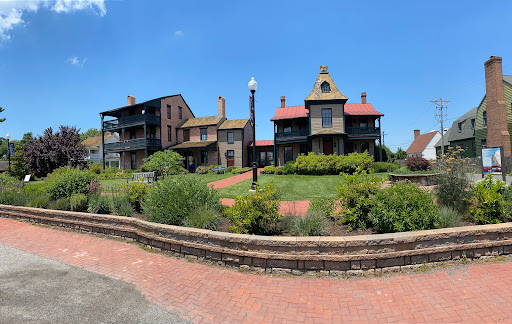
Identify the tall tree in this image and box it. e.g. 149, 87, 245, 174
24, 126, 88, 177
80, 128, 102, 141
394, 147, 407, 160
0, 107, 5, 123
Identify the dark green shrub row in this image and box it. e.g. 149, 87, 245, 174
231, 167, 251, 174
370, 162, 400, 173
295, 152, 373, 175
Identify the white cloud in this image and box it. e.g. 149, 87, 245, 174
174, 30, 183, 37
66, 56, 86, 67
0, 0, 106, 41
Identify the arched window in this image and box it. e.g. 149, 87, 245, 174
321, 81, 330, 93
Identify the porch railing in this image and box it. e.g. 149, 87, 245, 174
103, 114, 160, 130
346, 127, 380, 136
104, 138, 161, 152
276, 129, 309, 140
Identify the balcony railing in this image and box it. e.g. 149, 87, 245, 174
346, 127, 380, 136
104, 138, 161, 152
276, 129, 309, 140
103, 114, 160, 130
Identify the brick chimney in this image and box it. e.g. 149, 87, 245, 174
484, 56, 511, 156
218, 96, 225, 117
361, 92, 367, 104
414, 129, 420, 139
281, 96, 286, 108
127, 96, 135, 105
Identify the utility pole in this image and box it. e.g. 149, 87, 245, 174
382, 131, 388, 146
431, 98, 450, 155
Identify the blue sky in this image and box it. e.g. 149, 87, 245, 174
1, 0, 512, 151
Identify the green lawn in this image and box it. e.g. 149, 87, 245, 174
218, 173, 390, 201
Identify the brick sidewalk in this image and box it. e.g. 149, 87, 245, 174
207, 169, 264, 189
2, 217, 512, 323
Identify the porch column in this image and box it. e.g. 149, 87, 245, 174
144, 122, 148, 158
186, 150, 189, 171
195, 148, 198, 168
101, 114, 105, 171
318, 137, 321, 154
205, 147, 208, 166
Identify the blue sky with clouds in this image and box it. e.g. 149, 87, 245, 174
1, 0, 512, 151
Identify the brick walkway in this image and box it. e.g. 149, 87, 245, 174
2, 218, 512, 323
207, 169, 264, 190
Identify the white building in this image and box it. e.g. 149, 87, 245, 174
406, 129, 441, 160
81, 133, 121, 168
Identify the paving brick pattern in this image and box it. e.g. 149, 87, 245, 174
207, 169, 264, 190
2, 217, 512, 323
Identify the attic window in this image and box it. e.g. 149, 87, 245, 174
321, 82, 330, 93
458, 122, 463, 133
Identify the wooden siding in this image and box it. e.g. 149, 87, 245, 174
309, 103, 344, 135
475, 97, 488, 156
450, 139, 477, 158
218, 129, 244, 168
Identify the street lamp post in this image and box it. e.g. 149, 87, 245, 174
248, 77, 258, 191
5, 133, 11, 175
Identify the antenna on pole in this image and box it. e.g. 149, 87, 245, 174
431, 98, 450, 156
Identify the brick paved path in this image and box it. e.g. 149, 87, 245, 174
207, 169, 264, 190
2, 218, 512, 323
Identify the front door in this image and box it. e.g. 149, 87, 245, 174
323, 138, 333, 155
227, 150, 235, 167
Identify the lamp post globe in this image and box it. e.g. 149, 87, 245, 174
248, 77, 258, 191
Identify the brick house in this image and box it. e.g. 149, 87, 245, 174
170, 96, 253, 170
270, 67, 384, 165
406, 130, 441, 160
100, 95, 194, 170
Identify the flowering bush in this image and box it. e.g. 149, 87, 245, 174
45, 167, 97, 200
404, 156, 431, 171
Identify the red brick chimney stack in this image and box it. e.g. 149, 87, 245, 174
127, 96, 135, 105
414, 129, 420, 139
281, 96, 286, 108
218, 96, 226, 117
361, 92, 367, 104
484, 56, 511, 156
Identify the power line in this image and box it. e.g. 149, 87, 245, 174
431, 98, 450, 155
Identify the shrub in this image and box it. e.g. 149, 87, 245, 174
470, 175, 510, 224
45, 167, 97, 200
122, 182, 149, 212
49, 197, 71, 211
404, 156, 431, 171
308, 197, 337, 218
336, 171, 384, 231
371, 162, 400, 173
369, 181, 440, 233
27, 194, 51, 208
274, 166, 284, 175
437, 207, 462, 228
70, 193, 88, 212
0, 180, 38, 206
87, 195, 112, 214
89, 164, 102, 174
143, 176, 221, 225
433, 148, 473, 214
112, 195, 133, 217
225, 166, 236, 173
141, 149, 184, 177
283, 161, 297, 175
288, 210, 328, 236
196, 166, 210, 174
262, 165, 275, 174
231, 167, 251, 174
227, 181, 281, 235
182, 206, 221, 230
295, 152, 373, 175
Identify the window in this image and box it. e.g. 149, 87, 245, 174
167, 105, 171, 119
183, 129, 190, 142
227, 132, 234, 144
283, 121, 292, 133
148, 126, 156, 139
472, 141, 476, 157
131, 153, 137, 170
321, 81, 330, 93
483, 111, 487, 125
458, 122, 463, 133
322, 108, 332, 128
178, 106, 182, 120
361, 142, 369, 153
359, 118, 368, 128
130, 130, 136, 139
200, 150, 208, 165
300, 144, 308, 155
471, 118, 475, 130
167, 126, 172, 142
481, 139, 487, 148
200, 128, 208, 141
284, 146, 293, 163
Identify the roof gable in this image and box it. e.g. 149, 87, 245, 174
177, 115, 224, 128
406, 131, 439, 154
447, 107, 477, 142
218, 119, 250, 130
305, 70, 348, 101
81, 133, 118, 148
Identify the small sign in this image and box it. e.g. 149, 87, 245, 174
9, 142, 14, 156
482, 146, 505, 181
23, 175, 31, 183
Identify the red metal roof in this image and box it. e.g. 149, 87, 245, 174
270, 106, 308, 121
248, 140, 274, 147
344, 104, 384, 116
270, 104, 383, 121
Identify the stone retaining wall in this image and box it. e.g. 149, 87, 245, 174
2, 204, 512, 275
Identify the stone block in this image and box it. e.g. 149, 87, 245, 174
304, 260, 324, 270
252, 258, 267, 268
350, 260, 361, 270
361, 259, 376, 270
410, 254, 429, 265
221, 253, 241, 264
267, 259, 298, 269
181, 246, 202, 257
324, 261, 351, 271
376, 257, 404, 268
429, 251, 452, 262
205, 250, 222, 261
